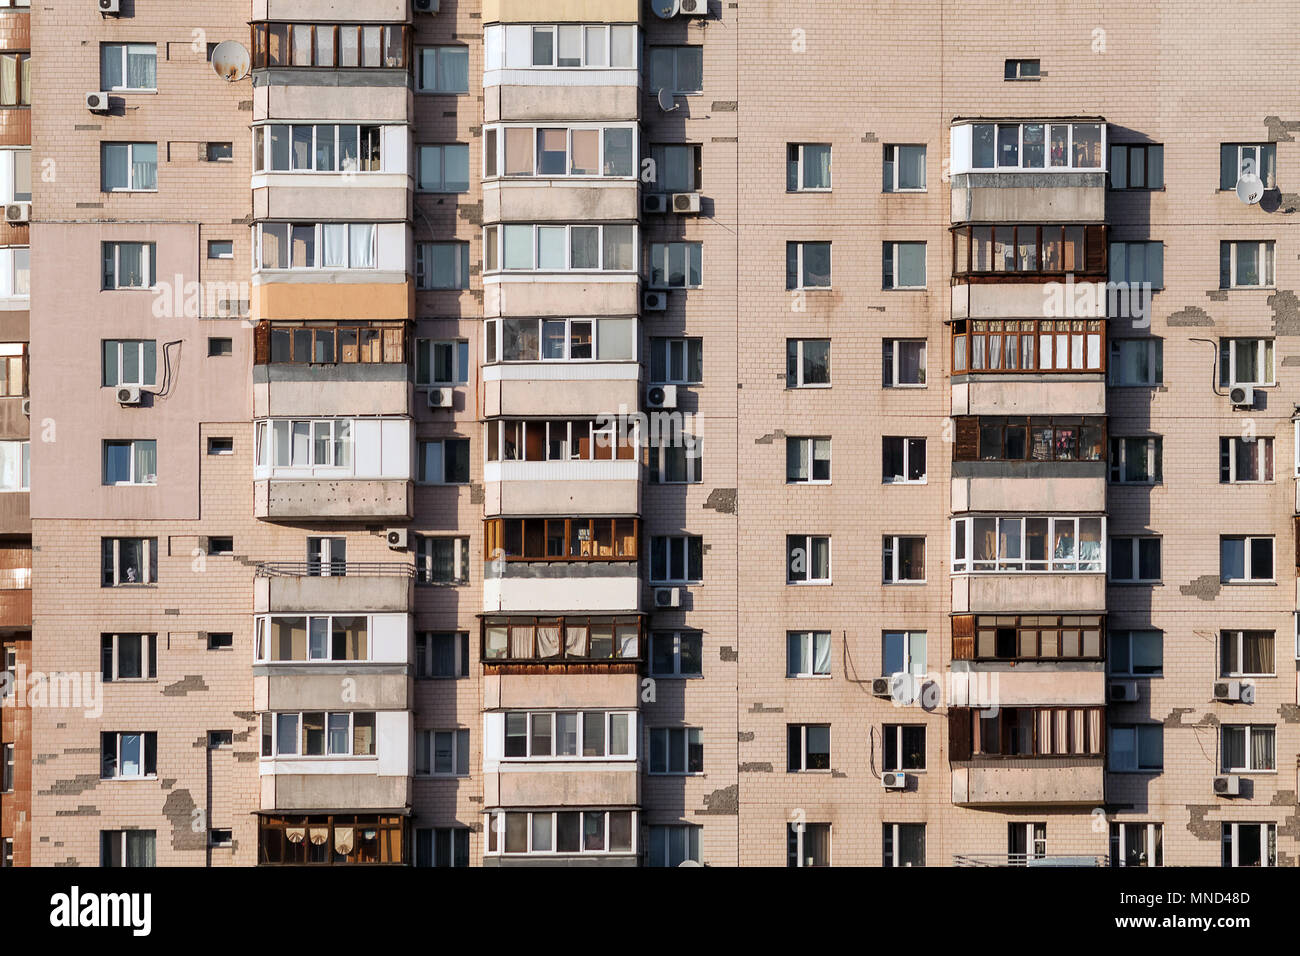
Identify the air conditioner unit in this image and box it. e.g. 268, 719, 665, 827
4, 202, 30, 224
871, 676, 892, 698
427, 387, 454, 408
882, 771, 907, 790
1108, 680, 1139, 703
645, 385, 678, 410
86, 91, 111, 112
653, 587, 681, 608
386, 528, 408, 550
680, 0, 709, 14
413, 0, 441, 12
672, 192, 702, 214
115, 386, 142, 406
643, 193, 669, 214
1228, 385, 1255, 408
1213, 774, 1241, 797
20, 398, 30, 416
1213, 679, 1242, 702
643, 291, 668, 312
98, 0, 121, 15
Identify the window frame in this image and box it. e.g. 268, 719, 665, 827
1219, 535, 1274, 584
649, 534, 703, 585
786, 723, 831, 773
102, 439, 158, 487
100, 633, 157, 682
100, 42, 158, 93
883, 724, 927, 772
1109, 436, 1162, 485
415, 241, 471, 290
414, 534, 470, 585
786, 338, 831, 388
415, 45, 471, 94
951, 515, 1106, 574
101, 242, 157, 290
1221, 822, 1276, 868
882, 535, 926, 584
1108, 338, 1163, 386
1108, 629, 1163, 677
1218, 337, 1275, 386
786, 630, 831, 678
416, 143, 471, 192
100, 536, 158, 587
882, 240, 927, 289
786, 143, 831, 192
1109, 143, 1164, 190
1108, 723, 1164, 773
786, 436, 831, 484
882, 436, 926, 484
647, 629, 702, 678
647, 726, 703, 775
415, 727, 470, 777
882, 144, 927, 192
1219, 629, 1275, 678
101, 142, 158, 192
1220, 435, 1273, 483
786, 534, 831, 585
1219, 241, 1276, 290
883, 338, 927, 387
1220, 724, 1276, 773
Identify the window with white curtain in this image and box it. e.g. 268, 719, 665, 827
416, 242, 470, 289
0, 246, 29, 298
883, 339, 926, 386
1221, 725, 1275, 772
256, 222, 377, 270
0, 439, 28, 492
786, 241, 831, 289
0, 53, 30, 107
787, 143, 831, 191
101, 143, 157, 191
101, 830, 156, 868
103, 440, 157, 486
416, 46, 469, 92
1219, 338, 1274, 386
883, 145, 926, 192
1219, 241, 1275, 289
254, 124, 382, 173
102, 339, 158, 387
786, 437, 830, 483
0, 148, 29, 202
787, 630, 831, 677
786, 534, 830, 584
648, 825, 701, 867
101, 242, 156, 289
101, 43, 157, 91
952, 515, 1105, 573
883, 241, 927, 289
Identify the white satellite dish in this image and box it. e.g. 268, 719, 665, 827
657, 88, 679, 112
651, 0, 681, 18
211, 40, 251, 82
1236, 173, 1264, 205
677, 859, 702, 867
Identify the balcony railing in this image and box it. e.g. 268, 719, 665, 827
953, 853, 1108, 867
256, 561, 415, 578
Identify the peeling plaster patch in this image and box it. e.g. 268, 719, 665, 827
704, 488, 737, 514
861, 132, 878, 142
160, 778, 176, 790
469, 483, 484, 505
233, 752, 258, 763
39, 774, 100, 797
698, 784, 738, 815
1282, 356, 1300, 367
1279, 704, 1300, 723
1205, 290, 1228, 302
34, 753, 57, 765
1263, 116, 1300, 142
1272, 192, 1299, 214
54, 806, 101, 817
62, 748, 99, 756
831, 770, 847, 778
748, 702, 784, 714
233, 711, 257, 722
754, 430, 786, 445
719, 645, 737, 662
1185, 805, 1220, 841
162, 675, 208, 697
737, 731, 754, 742
1268, 290, 1300, 335
54, 859, 79, 868
1179, 575, 1221, 600
1167, 306, 1214, 327
163, 790, 205, 852
1164, 708, 1217, 729
711, 101, 737, 112
739, 762, 773, 773
1269, 790, 1297, 806
458, 203, 484, 226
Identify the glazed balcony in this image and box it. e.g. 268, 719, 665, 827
481, 613, 642, 672
253, 416, 413, 521
949, 706, 1106, 807
950, 416, 1107, 512
949, 119, 1107, 224
258, 709, 411, 812
253, 321, 411, 418
251, 21, 412, 122
253, 604, 412, 713
484, 419, 639, 516
484, 22, 641, 123
482, 709, 639, 807
950, 515, 1107, 614
951, 613, 1106, 705
482, 516, 639, 614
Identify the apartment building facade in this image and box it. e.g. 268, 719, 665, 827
5, 0, 1297, 868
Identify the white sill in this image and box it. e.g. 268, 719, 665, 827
1223, 770, 1277, 775
790, 286, 832, 292
786, 480, 832, 486
884, 286, 928, 291
884, 383, 928, 389
102, 775, 158, 782
788, 674, 833, 680
1222, 674, 1274, 679
787, 384, 832, 390
789, 188, 832, 194
107, 88, 158, 94
884, 189, 928, 194
884, 580, 927, 585
787, 580, 833, 586
1220, 580, 1276, 586
883, 479, 927, 486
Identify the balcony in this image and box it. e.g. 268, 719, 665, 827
483, 362, 640, 418
483, 22, 640, 123
953, 573, 1106, 614
483, 180, 640, 225
253, 603, 412, 712
257, 812, 407, 866
482, 0, 642, 22
482, 710, 639, 807
0, 542, 30, 628
254, 417, 413, 520
484, 562, 639, 614
951, 515, 1107, 613
950, 662, 1107, 708
949, 119, 1107, 224
482, 614, 642, 672
253, 321, 411, 418
485, 459, 640, 516
254, 563, 414, 614
258, 712, 410, 811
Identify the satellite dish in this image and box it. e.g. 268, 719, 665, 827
651, 0, 681, 18
211, 41, 251, 82
677, 859, 702, 867
657, 88, 679, 112
1236, 173, 1264, 205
